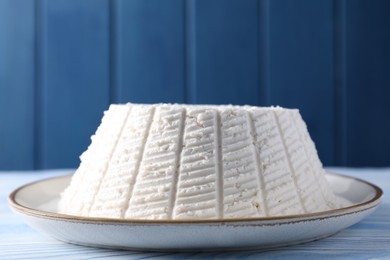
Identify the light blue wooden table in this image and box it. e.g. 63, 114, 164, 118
1, 168, 389, 259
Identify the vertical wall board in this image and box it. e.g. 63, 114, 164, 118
0, 0, 35, 170
40, 0, 110, 168
192, 0, 259, 105
268, 0, 335, 165
115, 0, 185, 103
345, 0, 390, 166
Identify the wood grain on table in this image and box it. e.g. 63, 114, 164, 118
1, 168, 389, 259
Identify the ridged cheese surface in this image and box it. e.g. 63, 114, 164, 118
58, 103, 350, 219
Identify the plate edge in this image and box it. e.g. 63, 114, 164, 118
8, 172, 383, 225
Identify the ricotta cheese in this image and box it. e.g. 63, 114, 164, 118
58, 103, 350, 220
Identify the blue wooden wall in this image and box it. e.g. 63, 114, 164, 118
0, 0, 389, 170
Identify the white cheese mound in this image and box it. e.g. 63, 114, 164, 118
58, 103, 350, 220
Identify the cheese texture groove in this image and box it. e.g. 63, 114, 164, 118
58, 103, 350, 220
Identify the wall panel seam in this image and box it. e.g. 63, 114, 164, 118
33, 0, 43, 170
333, 0, 348, 166
185, 0, 197, 104
258, 0, 270, 106
109, 0, 117, 103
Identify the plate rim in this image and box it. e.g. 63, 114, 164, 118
8, 172, 383, 225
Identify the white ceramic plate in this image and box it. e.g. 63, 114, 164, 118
9, 173, 382, 251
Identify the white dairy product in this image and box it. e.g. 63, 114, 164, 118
58, 103, 350, 220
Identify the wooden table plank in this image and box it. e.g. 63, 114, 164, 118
1, 168, 389, 259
